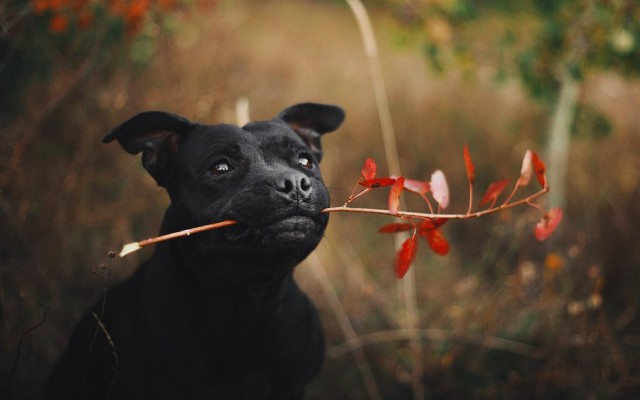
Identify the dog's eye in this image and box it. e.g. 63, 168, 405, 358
210, 160, 233, 176
297, 155, 313, 169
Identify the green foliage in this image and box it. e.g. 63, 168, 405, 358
516, 48, 559, 102
572, 104, 612, 139
386, 0, 640, 103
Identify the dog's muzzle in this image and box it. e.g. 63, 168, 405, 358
223, 213, 327, 249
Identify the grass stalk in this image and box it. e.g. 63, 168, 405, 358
327, 328, 547, 360
306, 253, 383, 400
345, 1, 424, 397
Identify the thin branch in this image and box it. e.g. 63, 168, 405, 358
324, 186, 549, 221
113, 185, 549, 258
2, 303, 49, 397
501, 178, 522, 207
419, 192, 435, 214
82, 253, 115, 398
467, 183, 474, 215
90, 312, 119, 399
343, 186, 372, 207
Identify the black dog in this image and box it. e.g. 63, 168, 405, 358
45, 103, 345, 399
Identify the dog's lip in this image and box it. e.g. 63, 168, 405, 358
222, 214, 319, 242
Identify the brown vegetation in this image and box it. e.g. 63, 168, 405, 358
2, 1, 640, 398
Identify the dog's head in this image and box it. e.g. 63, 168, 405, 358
104, 103, 344, 272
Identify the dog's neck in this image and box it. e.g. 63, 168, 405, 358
137, 243, 291, 352
147, 207, 294, 319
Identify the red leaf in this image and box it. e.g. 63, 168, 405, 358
531, 151, 546, 188
33, 0, 50, 14
534, 208, 563, 241
361, 158, 377, 181
388, 177, 405, 214
48, 13, 69, 33
418, 218, 448, 232
395, 235, 418, 279
403, 178, 430, 195
463, 144, 475, 185
77, 10, 95, 30
421, 227, 450, 256
379, 223, 413, 233
126, 0, 149, 23
480, 179, 510, 207
359, 177, 396, 189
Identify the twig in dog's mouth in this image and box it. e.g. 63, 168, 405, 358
117, 204, 504, 257
117, 208, 334, 257
118, 220, 238, 257
118, 186, 549, 258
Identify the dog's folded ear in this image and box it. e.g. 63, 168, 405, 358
276, 103, 345, 162
103, 111, 195, 186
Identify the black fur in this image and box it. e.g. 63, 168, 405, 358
45, 103, 345, 399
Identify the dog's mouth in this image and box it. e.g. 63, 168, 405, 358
223, 214, 326, 247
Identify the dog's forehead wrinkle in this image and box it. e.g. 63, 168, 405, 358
243, 121, 305, 147
188, 124, 256, 145
258, 135, 309, 165
181, 125, 262, 164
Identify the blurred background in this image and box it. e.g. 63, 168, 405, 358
2, 0, 640, 398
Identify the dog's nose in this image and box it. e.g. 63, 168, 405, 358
275, 172, 312, 200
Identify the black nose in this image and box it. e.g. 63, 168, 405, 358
275, 172, 312, 200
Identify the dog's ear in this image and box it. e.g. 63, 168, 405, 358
276, 103, 345, 162
103, 111, 196, 186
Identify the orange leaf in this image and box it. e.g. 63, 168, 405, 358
403, 178, 430, 195
361, 158, 377, 181
48, 13, 69, 33
531, 151, 546, 188
379, 223, 413, 233
421, 227, 450, 256
32, 0, 50, 14
126, 0, 149, 22
480, 179, 510, 207
388, 177, 405, 214
359, 177, 396, 189
534, 208, 563, 241
463, 144, 475, 185
395, 235, 418, 279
